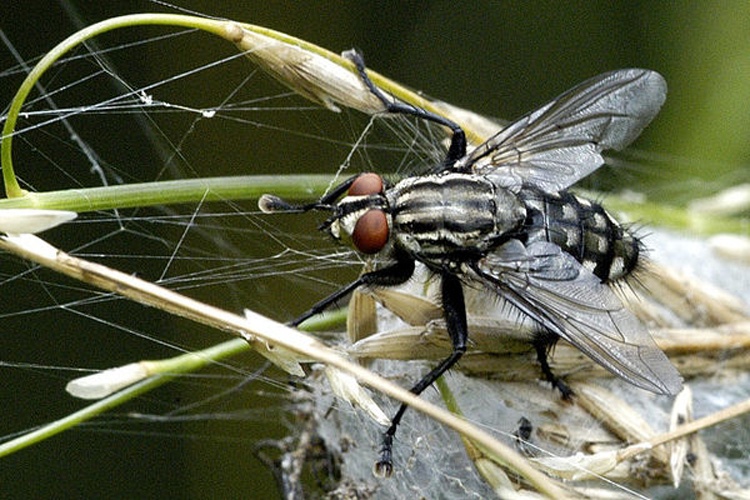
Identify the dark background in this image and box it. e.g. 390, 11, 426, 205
1, 1, 749, 498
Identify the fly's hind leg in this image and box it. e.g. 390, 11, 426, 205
375, 272, 468, 477
533, 330, 574, 399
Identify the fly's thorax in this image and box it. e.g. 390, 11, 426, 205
387, 173, 526, 265
518, 186, 640, 282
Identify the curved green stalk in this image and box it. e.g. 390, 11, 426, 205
1, 14, 239, 198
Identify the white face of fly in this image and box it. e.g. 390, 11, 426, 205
329, 192, 393, 255
331, 195, 371, 239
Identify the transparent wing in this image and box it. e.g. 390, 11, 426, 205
458, 69, 667, 192
473, 240, 683, 395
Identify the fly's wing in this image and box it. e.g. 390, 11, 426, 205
458, 69, 666, 192
473, 240, 683, 395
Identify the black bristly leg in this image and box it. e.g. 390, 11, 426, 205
533, 333, 574, 400
375, 272, 468, 477
289, 251, 415, 327
345, 50, 468, 170
316, 174, 362, 206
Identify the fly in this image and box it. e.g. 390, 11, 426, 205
259, 50, 683, 476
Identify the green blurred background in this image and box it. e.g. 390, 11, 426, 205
1, 1, 749, 498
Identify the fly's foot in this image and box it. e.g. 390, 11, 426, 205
373, 434, 394, 478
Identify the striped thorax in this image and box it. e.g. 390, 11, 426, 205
386, 173, 524, 269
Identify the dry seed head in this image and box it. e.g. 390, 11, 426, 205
66, 362, 151, 400
0, 209, 77, 235
234, 27, 385, 113
324, 365, 389, 425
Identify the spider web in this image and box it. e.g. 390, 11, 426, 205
0, 7, 471, 497
1, 3, 749, 498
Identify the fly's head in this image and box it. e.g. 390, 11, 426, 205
258, 173, 393, 256
322, 173, 392, 255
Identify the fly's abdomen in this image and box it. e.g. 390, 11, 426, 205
519, 187, 640, 282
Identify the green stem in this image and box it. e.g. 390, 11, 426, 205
0, 308, 346, 458
0, 173, 741, 237
0, 337, 247, 457
602, 193, 747, 236
0, 175, 332, 212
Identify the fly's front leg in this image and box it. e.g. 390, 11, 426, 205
289, 252, 415, 327
375, 272, 468, 477
259, 174, 362, 215
344, 49, 468, 170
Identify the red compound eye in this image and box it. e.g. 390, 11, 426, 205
352, 209, 389, 254
348, 173, 383, 196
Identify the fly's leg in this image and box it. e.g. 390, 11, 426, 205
289, 252, 415, 327
344, 49, 468, 170
533, 331, 574, 399
375, 272, 468, 477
